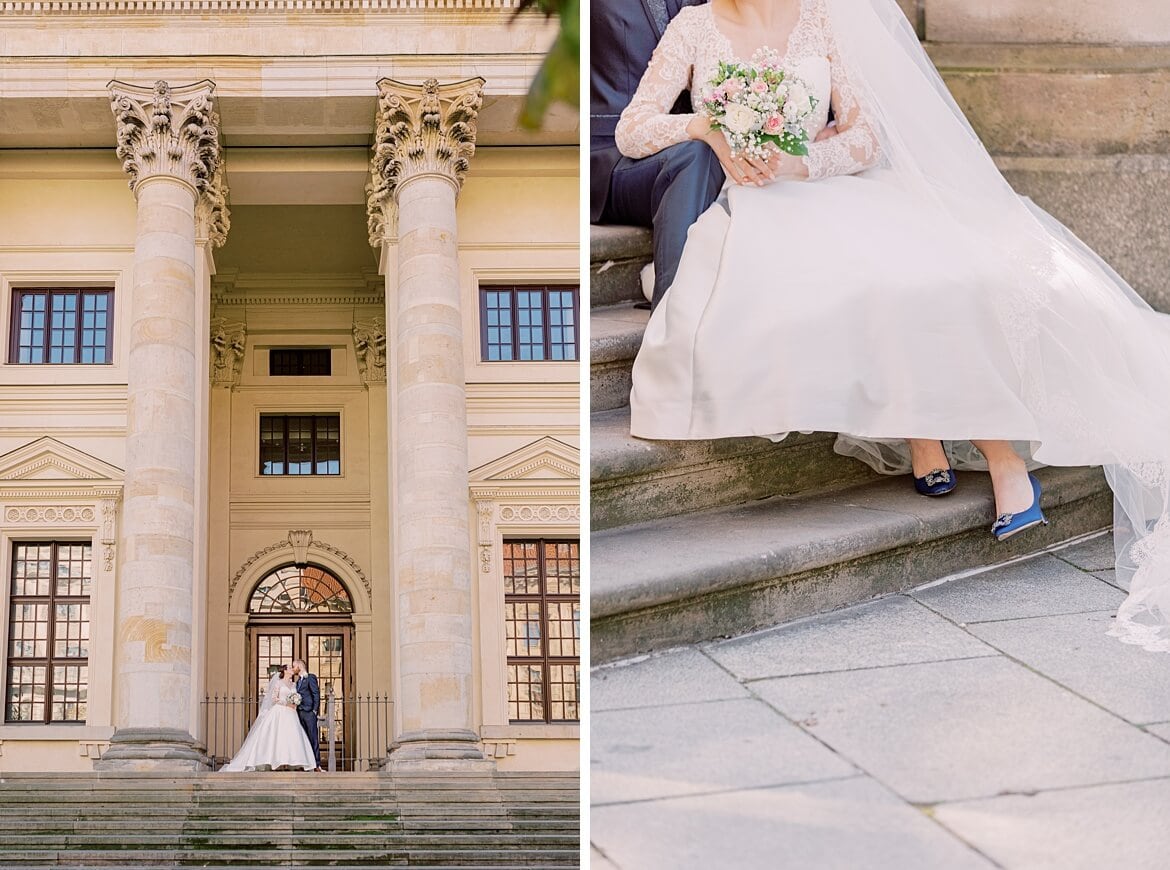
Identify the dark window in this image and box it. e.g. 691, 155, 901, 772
503, 539, 580, 723
259, 414, 341, 476
9, 288, 113, 365
5, 542, 91, 723
269, 348, 332, 377
479, 285, 578, 362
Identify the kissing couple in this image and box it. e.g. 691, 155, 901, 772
221, 659, 323, 772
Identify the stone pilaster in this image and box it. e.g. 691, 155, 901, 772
98, 79, 225, 770
368, 77, 487, 763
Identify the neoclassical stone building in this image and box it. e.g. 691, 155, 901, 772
0, 0, 579, 772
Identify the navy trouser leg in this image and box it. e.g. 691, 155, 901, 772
299, 710, 320, 765
603, 140, 724, 308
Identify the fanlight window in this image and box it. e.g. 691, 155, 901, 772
249, 565, 353, 614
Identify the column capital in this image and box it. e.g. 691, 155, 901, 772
108, 79, 222, 200
366, 76, 485, 247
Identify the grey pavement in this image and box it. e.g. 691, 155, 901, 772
590, 531, 1170, 870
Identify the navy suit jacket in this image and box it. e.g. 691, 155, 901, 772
295, 673, 319, 717
590, 0, 707, 222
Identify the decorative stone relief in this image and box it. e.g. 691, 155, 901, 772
352, 317, 387, 384
229, 535, 372, 601
288, 529, 313, 567
366, 76, 485, 246
482, 738, 517, 759
108, 79, 222, 196
196, 158, 231, 248
5, 505, 95, 524
475, 500, 496, 575
99, 495, 120, 574
209, 317, 247, 387
498, 504, 580, 523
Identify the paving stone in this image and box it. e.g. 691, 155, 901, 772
912, 554, 1123, 624
969, 610, 1170, 724
1146, 723, 1170, 742
933, 777, 1170, 870
591, 776, 994, 870
591, 698, 855, 805
591, 844, 622, 870
1053, 533, 1115, 572
592, 648, 749, 712
705, 596, 995, 680
753, 656, 1170, 804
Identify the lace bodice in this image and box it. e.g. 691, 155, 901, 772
615, 0, 881, 181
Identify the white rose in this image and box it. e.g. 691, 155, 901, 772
783, 99, 804, 123
786, 84, 809, 111
722, 102, 762, 135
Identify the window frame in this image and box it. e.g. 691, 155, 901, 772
268, 348, 332, 377
258, 413, 342, 477
478, 284, 579, 363
8, 287, 114, 366
503, 538, 580, 725
5, 540, 92, 725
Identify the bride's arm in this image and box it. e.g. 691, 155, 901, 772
615, 13, 699, 159
800, 5, 882, 180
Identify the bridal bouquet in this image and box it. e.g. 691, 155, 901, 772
700, 49, 818, 160
287, 691, 302, 707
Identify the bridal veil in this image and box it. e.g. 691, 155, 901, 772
825, 0, 1170, 650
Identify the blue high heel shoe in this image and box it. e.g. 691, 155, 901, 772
914, 468, 956, 497
991, 473, 1048, 541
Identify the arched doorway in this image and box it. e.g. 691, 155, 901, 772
246, 563, 354, 765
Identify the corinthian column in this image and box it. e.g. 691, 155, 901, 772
368, 77, 486, 762
98, 80, 226, 769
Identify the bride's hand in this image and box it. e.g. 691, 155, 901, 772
686, 116, 773, 186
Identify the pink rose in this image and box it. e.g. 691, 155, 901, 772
763, 114, 784, 134
751, 79, 768, 94
723, 77, 745, 97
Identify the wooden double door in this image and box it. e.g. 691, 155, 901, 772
248, 620, 352, 766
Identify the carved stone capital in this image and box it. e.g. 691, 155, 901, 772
366, 77, 485, 247
209, 316, 247, 387
108, 79, 222, 198
352, 316, 387, 384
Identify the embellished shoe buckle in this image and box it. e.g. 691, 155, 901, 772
924, 470, 952, 488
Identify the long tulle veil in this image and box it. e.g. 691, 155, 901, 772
826, 0, 1170, 650
257, 672, 283, 718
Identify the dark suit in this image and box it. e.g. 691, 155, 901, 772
295, 672, 320, 767
592, 0, 724, 308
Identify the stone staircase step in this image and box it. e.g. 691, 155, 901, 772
591, 406, 884, 530
590, 225, 651, 308
590, 303, 648, 412
0, 848, 578, 866
592, 465, 1112, 663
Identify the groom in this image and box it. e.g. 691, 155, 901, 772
591, 0, 721, 310
291, 660, 322, 772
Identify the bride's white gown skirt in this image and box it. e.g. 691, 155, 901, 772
220, 705, 317, 772
631, 170, 1170, 650
632, 171, 1170, 468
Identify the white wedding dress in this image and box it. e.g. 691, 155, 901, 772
220, 676, 318, 772
618, 0, 1170, 650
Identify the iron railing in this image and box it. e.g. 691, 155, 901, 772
200, 690, 394, 772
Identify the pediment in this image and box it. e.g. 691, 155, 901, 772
0, 437, 124, 482
469, 437, 579, 483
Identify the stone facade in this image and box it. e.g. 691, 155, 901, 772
0, 1, 579, 772
918, 0, 1170, 310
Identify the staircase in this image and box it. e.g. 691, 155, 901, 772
589, 224, 1115, 663
0, 770, 579, 867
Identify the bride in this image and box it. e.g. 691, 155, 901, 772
617, 0, 1170, 650
220, 665, 319, 772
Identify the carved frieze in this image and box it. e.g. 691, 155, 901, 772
209, 316, 247, 387
228, 533, 372, 601
366, 77, 484, 246
5, 505, 96, 524
108, 79, 222, 196
498, 504, 580, 524
352, 317, 387, 384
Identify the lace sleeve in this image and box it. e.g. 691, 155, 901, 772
615, 11, 699, 159
802, 3, 882, 181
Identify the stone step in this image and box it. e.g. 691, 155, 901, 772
590, 224, 651, 308
590, 303, 648, 412
592, 465, 1113, 663
0, 832, 573, 847
591, 406, 883, 531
